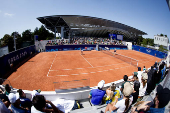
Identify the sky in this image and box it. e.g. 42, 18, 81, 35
0, 0, 170, 39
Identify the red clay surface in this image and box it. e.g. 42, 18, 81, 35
7, 50, 161, 91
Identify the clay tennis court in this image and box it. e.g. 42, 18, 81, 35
7, 50, 161, 91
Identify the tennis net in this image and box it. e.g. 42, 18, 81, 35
101, 50, 138, 67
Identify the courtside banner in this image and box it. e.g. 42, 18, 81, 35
45, 45, 127, 52
132, 45, 167, 59
0, 45, 36, 78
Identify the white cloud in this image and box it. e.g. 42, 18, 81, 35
0, 10, 2, 13
4, 13, 14, 17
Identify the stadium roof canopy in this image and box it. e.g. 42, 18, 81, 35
37, 15, 147, 38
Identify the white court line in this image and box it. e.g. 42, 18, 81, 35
87, 67, 95, 68
47, 54, 57, 77
81, 73, 89, 74
71, 74, 79, 75
76, 68, 84, 69
96, 66, 104, 67
109, 69, 113, 70
56, 75, 68, 76
81, 54, 93, 67
50, 70, 58, 71
98, 71, 103, 72
13, 75, 21, 81
115, 68, 119, 69
63, 69, 72, 70
90, 72, 96, 73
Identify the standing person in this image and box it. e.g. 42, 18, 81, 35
138, 73, 148, 102
104, 82, 133, 113
88, 80, 106, 105
137, 67, 143, 83
131, 81, 140, 104
120, 75, 129, 92
146, 66, 157, 95
114, 48, 117, 55
143, 66, 146, 71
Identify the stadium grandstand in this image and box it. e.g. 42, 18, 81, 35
37, 15, 147, 40
0, 15, 170, 113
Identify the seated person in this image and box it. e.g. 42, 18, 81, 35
32, 95, 64, 113
3, 84, 11, 96
32, 95, 76, 113
0, 93, 11, 108
8, 93, 30, 113
104, 82, 133, 113
103, 83, 120, 104
88, 80, 106, 105
31, 89, 41, 100
131, 86, 170, 113
0, 99, 11, 113
18, 89, 32, 110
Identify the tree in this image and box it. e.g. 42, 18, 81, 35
2, 34, 14, 52
160, 34, 164, 36
159, 45, 167, 52
147, 38, 154, 46
137, 36, 143, 45
22, 29, 32, 41
165, 35, 167, 37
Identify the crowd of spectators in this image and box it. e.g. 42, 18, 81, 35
46, 37, 125, 46
88, 60, 170, 113
0, 60, 169, 113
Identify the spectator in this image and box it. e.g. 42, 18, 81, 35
0, 99, 11, 113
31, 89, 41, 100
137, 67, 143, 83
155, 64, 164, 85
4, 84, 11, 96
32, 95, 63, 113
143, 66, 146, 71
0, 93, 10, 108
138, 73, 148, 102
131, 81, 140, 104
8, 93, 30, 113
88, 80, 106, 105
104, 82, 133, 113
129, 72, 139, 83
120, 75, 129, 92
131, 85, 170, 113
18, 89, 32, 110
103, 83, 120, 104
146, 66, 157, 94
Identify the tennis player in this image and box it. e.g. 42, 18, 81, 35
114, 48, 117, 55
81, 48, 83, 55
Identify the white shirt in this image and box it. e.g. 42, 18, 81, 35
137, 71, 143, 83
139, 82, 147, 96
31, 99, 74, 113
115, 96, 133, 113
49, 99, 75, 113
